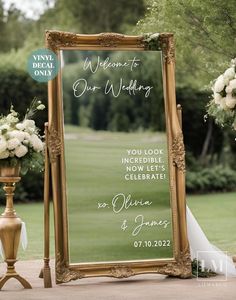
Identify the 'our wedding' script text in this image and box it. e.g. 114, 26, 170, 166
72, 56, 154, 99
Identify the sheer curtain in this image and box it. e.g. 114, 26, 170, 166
186, 206, 236, 277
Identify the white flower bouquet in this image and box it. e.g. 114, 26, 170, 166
207, 58, 236, 129
0, 99, 45, 174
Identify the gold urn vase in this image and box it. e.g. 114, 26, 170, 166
0, 164, 21, 177
0, 164, 32, 290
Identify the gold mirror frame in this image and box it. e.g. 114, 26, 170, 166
45, 30, 192, 284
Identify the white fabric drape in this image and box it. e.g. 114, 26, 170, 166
186, 206, 236, 277
20, 221, 28, 250
0, 239, 3, 259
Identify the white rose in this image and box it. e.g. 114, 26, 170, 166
7, 138, 21, 150
0, 124, 9, 131
0, 136, 7, 152
23, 140, 29, 145
224, 67, 235, 80
6, 114, 19, 124
223, 75, 230, 86
14, 145, 28, 158
30, 134, 44, 152
26, 127, 35, 134
226, 85, 233, 93
225, 95, 236, 109
214, 75, 225, 93
16, 123, 25, 130
0, 150, 9, 159
219, 97, 228, 110
9, 130, 25, 142
23, 119, 35, 129
24, 132, 31, 140
23, 120, 36, 134
214, 92, 222, 104
228, 79, 236, 89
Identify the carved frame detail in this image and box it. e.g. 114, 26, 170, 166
47, 126, 62, 163
109, 265, 135, 279
157, 250, 192, 278
172, 133, 186, 172
159, 34, 175, 64
97, 33, 125, 47
56, 253, 85, 283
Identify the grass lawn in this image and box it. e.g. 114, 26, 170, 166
1, 192, 234, 261
187, 193, 236, 255
0, 126, 235, 261
64, 126, 173, 263
7, 202, 55, 260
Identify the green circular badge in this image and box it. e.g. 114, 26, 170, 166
27, 48, 59, 82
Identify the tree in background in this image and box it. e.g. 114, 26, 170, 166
62, 51, 164, 132
136, 0, 236, 167
0, 0, 235, 196
0, 0, 5, 49
58, 0, 145, 33
0, 0, 145, 69
137, 0, 236, 89
0, 1, 31, 52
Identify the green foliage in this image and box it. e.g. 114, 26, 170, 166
20, 149, 44, 175
58, 0, 145, 33
0, 1, 5, 43
185, 151, 201, 171
0, 2, 32, 53
186, 166, 236, 194
136, 0, 236, 88
0, 0, 145, 70
142, 33, 161, 51
191, 259, 217, 278
0, 68, 47, 131
177, 87, 223, 158
207, 100, 236, 129
227, 131, 236, 170
0, 170, 43, 204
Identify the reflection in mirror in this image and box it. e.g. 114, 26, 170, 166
61, 50, 173, 264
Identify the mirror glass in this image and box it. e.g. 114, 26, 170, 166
61, 49, 174, 264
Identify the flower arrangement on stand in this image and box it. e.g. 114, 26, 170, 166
0, 98, 45, 174
0, 98, 45, 290
207, 58, 236, 130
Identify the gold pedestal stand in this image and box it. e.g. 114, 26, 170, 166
0, 175, 32, 290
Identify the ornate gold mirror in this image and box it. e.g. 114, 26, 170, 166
46, 31, 191, 284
